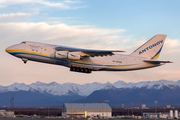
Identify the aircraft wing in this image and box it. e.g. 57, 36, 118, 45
55, 46, 124, 57
143, 60, 173, 64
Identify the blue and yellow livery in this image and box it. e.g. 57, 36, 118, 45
5, 34, 172, 74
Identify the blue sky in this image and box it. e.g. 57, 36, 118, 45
1, 0, 180, 85
37, 0, 180, 39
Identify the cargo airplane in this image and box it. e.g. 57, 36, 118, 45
6, 34, 172, 74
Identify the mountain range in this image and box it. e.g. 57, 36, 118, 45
0, 80, 180, 107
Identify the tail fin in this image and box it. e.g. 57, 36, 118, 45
130, 34, 167, 59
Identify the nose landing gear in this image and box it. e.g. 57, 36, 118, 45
22, 58, 28, 64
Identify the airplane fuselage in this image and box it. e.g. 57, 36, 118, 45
6, 41, 161, 73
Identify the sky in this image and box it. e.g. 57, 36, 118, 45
1, 0, 180, 86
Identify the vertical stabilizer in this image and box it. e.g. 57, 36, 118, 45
130, 34, 167, 59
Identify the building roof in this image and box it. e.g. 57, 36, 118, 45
64, 103, 111, 109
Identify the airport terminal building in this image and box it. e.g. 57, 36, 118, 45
62, 103, 112, 117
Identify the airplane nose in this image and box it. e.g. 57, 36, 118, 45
5, 47, 11, 53
5, 46, 15, 53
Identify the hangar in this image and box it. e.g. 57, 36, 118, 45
0, 110, 14, 117
62, 103, 111, 117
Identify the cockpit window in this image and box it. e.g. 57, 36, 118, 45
21, 42, 26, 44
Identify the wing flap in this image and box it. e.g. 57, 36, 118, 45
55, 46, 125, 57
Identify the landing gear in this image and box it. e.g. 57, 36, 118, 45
88, 69, 92, 73
70, 66, 92, 74
85, 68, 92, 73
76, 67, 80, 72
85, 68, 88, 73
80, 68, 85, 72
22, 58, 28, 64
71, 67, 76, 71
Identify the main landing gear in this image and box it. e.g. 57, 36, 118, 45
70, 66, 92, 74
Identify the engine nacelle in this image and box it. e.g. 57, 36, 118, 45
55, 51, 81, 60
68, 52, 81, 60
55, 51, 68, 59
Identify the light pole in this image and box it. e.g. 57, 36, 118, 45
12, 97, 14, 110
131, 102, 134, 116
128, 104, 129, 116
154, 101, 158, 119
84, 104, 85, 118
141, 102, 143, 116
102, 101, 104, 117
9, 99, 12, 110
48, 104, 49, 116
7, 100, 9, 111
105, 100, 109, 117
154, 101, 158, 113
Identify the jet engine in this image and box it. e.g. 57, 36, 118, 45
55, 51, 81, 60
67, 52, 81, 60
55, 51, 68, 59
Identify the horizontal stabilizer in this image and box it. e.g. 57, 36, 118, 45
143, 60, 173, 64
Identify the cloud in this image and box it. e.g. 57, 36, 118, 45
0, 4, 179, 86
0, 20, 127, 86
162, 38, 180, 54
1, 21, 180, 85
0, 22, 126, 48
0, 0, 86, 10
4, 17, 180, 54
63, 0, 82, 4
0, 12, 39, 22
0, 11, 126, 51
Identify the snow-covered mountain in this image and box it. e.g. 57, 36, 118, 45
0, 80, 180, 96
0, 81, 107, 96
113, 80, 180, 89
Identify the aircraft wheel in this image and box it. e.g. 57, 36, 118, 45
88, 69, 92, 73
76, 67, 80, 72
70, 67, 73, 71
85, 68, 89, 73
72, 67, 76, 71
81, 68, 85, 72
22, 58, 28, 64
70, 67, 74, 71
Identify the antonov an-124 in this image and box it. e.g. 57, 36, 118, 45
6, 34, 172, 74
